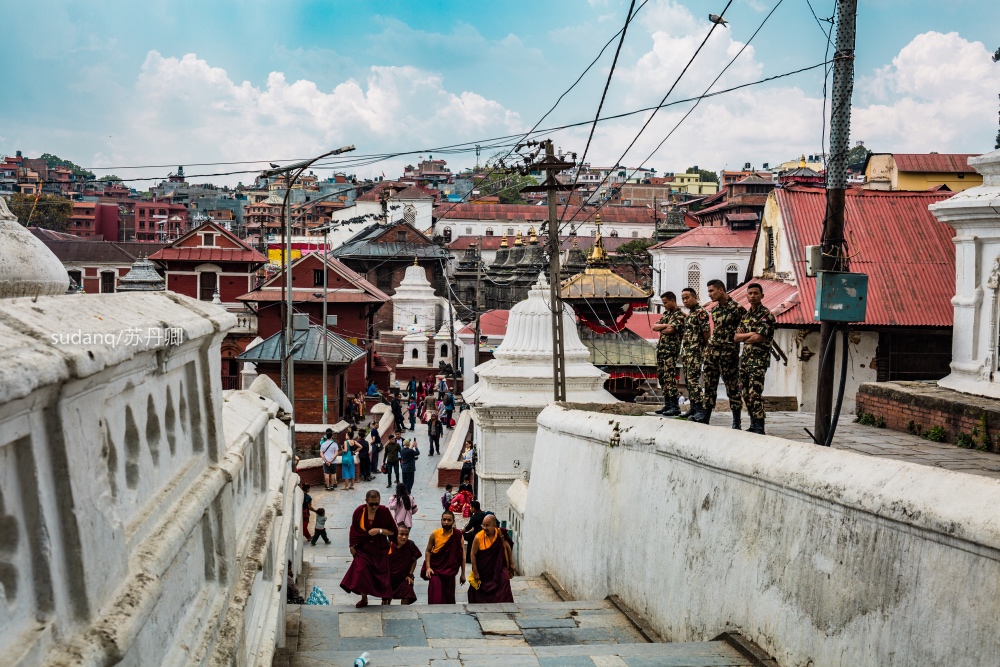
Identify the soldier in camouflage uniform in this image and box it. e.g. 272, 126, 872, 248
652, 291, 686, 416
679, 287, 710, 419
735, 282, 776, 434
692, 279, 747, 428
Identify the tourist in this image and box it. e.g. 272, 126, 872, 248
440, 484, 454, 510
443, 390, 455, 427
391, 390, 406, 433
407, 396, 417, 431
449, 484, 474, 518
301, 483, 316, 541
399, 437, 420, 494
370, 423, 383, 475
340, 490, 397, 608
320, 428, 338, 491
382, 524, 421, 605
383, 432, 402, 488
341, 432, 358, 491
735, 282, 776, 435
468, 514, 514, 603
356, 392, 366, 420
345, 396, 359, 425
423, 391, 437, 420
427, 413, 443, 456
437, 376, 448, 400
310, 508, 331, 546
367, 380, 380, 397
463, 500, 487, 562
460, 442, 475, 485
407, 375, 419, 400
357, 428, 372, 481
421, 511, 466, 604
424, 373, 435, 396
389, 481, 418, 528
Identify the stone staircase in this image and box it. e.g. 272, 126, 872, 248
275, 563, 760, 667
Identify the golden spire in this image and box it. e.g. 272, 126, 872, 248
799, 154, 806, 168
413, 256, 419, 266
514, 230, 524, 246
587, 215, 609, 268
528, 226, 538, 244
499, 234, 508, 248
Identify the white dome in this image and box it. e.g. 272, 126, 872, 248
0, 199, 70, 298
494, 274, 590, 363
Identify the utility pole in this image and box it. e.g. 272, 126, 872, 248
814, 0, 857, 445
322, 226, 329, 427
473, 244, 483, 373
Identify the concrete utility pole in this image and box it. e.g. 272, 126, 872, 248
814, 0, 857, 445
473, 244, 483, 373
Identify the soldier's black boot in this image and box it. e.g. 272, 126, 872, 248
678, 399, 696, 419
654, 395, 670, 414
747, 417, 765, 434
663, 396, 681, 417
731, 408, 742, 430
691, 406, 712, 424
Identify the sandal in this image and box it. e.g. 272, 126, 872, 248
356, 599, 368, 608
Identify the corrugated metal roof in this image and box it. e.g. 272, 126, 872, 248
435, 203, 656, 224
458, 309, 510, 336
253, 253, 390, 302
775, 186, 955, 327
237, 326, 365, 364
579, 327, 657, 367
446, 235, 645, 252
561, 268, 651, 301
149, 247, 267, 262
892, 153, 978, 174
40, 240, 135, 264
650, 226, 757, 250
727, 279, 800, 320
237, 288, 385, 303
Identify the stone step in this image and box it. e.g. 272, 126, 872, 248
286, 641, 751, 666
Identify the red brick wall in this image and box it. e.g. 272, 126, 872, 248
258, 365, 348, 425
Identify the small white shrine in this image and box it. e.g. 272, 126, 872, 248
392, 258, 437, 333
930, 149, 1000, 398
463, 274, 617, 514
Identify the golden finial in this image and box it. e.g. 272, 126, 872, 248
413, 256, 418, 266
528, 226, 538, 244
799, 154, 806, 168
587, 215, 609, 267
514, 230, 524, 246
499, 234, 508, 248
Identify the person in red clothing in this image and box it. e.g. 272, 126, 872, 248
421, 511, 465, 604
382, 524, 421, 605
468, 514, 514, 603
340, 490, 398, 607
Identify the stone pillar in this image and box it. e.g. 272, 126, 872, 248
930, 149, 1000, 397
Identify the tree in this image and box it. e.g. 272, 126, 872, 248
847, 141, 869, 166
98, 174, 123, 183
8, 193, 73, 231
613, 238, 653, 261
38, 153, 95, 181
685, 166, 718, 183
472, 159, 538, 204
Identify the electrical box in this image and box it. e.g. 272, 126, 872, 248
805, 245, 823, 277
814, 271, 868, 322
326, 315, 338, 326
293, 313, 310, 331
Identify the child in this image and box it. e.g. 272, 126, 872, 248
441, 484, 454, 511
311, 508, 330, 545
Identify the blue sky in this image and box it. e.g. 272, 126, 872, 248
2, 0, 997, 185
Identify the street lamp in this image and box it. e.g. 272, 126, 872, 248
261, 145, 355, 423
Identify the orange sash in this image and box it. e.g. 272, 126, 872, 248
475, 529, 498, 552
428, 528, 454, 554
360, 507, 376, 533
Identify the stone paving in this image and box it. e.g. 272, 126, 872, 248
699, 410, 1000, 479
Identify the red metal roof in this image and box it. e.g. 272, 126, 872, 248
150, 247, 266, 262
435, 203, 656, 224
727, 279, 801, 321
459, 310, 510, 336
650, 226, 757, 250
892, 153, 978, 174
623, 311, 661, 341
774, 186, 955, 327
447, 235, 644, 252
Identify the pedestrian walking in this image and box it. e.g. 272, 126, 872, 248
421, 511, 466, 604
679, 287, 710, 419
383, 433, 401, 488
382, 524, 421, 605
340, 490, 397, 608
399, 437, 420, 494
320, 428, 338, 491
301, 483, 316, 541
407, 375, 419, 400
443, 390, 455, 427
651, 291, 685, 417
370, 423, 382, 473
693, 279, 747, 427
391, 390, 406, 433
427, 413, 443, 456
436, 377, 448, 400
468, 515, 514, 603
357, 429, 372, 481
310, 508, 331, 545
341, 433, 358, 490
389, 482, 418, 528
407, 397, 417, 431
735, 283, 776, 434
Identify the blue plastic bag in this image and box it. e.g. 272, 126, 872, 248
305, 585, 329, 605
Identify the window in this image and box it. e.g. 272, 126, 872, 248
441, 343, 448, 357
610, 229, 619, 237
68, 270, 82, 286
765, 227, 775, 270
686, 263, 701, 292
485, 227, 494, 236
404, 205, 416, 226
465, 227, 472, 235
199, 271, 218, 301
203, 233, 215, 246
443, 226, 452, 243
314, 269, 324, 286
396, 230, 407, 242
411, 348, 419, 359
632, 231, 639, 238
377, 269, 393, 290
591, 230, 597, 236
726, 263, 740, 291
507, 227, 515, 236
100, 271, 116, 294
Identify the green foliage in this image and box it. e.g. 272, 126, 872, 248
875, 415, 886, 428
855, 412, 877, 427
8, 193, 72, 231
956, 432, 975, 449
614, 238, 653, 261
98, 174, 123, 183
922, 425, 947, 442
847, 141, 869, 166
685, 166, 718, 183
906, 420, 922, 436
38, 153, 95, 181
972, 413, 991, 451
993, 46, 1000, 62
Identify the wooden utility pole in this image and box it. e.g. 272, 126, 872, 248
814, 0, 858, 445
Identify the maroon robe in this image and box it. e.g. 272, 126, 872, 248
468, 528, 514, 603
420, 528, 465, 604
340, 504, 398, 599
384, 539, 421, 603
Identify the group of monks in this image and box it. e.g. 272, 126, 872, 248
339, 489, 515, 607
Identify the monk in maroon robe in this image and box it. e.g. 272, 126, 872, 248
381, 524, 421, 605
340, 490, 398, 607
468, 514, 515, 603
420, 510, 465, 604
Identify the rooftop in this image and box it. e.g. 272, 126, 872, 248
650, 226, 757, 250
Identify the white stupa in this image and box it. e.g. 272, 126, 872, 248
392, 258, 437, 333
463, 274, 616, 514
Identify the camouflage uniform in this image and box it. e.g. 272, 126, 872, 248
680, 304, 710, 408
655, 309, 686, 400
739, 305, 776, 420
702, 298, 747, 411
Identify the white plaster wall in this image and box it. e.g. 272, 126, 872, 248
650, 246, 750, 307
0, 292, 297, 667
763, 328, 878, 412
471, 407, 541, 516
520, 406, 1000, 667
